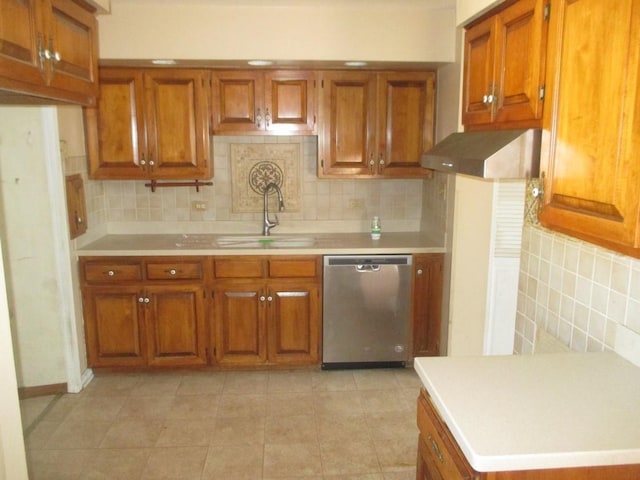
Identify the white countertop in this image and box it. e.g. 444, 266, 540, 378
76, 232, 444, 256
414, 353, 640, 472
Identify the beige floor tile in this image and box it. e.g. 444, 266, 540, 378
267, 370, 313, 392
40, 394, 82, 423
222, 370, 269, 394
324, 475, 384, 480
216, 393, 267, 418
383, 470, 418, 479
314, 391, 364, 417
201, 443, 264, 479
81, 448, 151, 479
66, 395, 128, 422
24, 420, 59, 450
20, 395, 57, 430
320, 440, 381, 476
140, 446, 208, 480
365, 411, 418, 441
317, 414, 371, 443
393, 368, 422, 388
373, 435, 418, 472
265, 414, 317, 443
117, 395, 174, 419
130, 375, 182, 396
156, 418, 216, 447
44, 419, 111, 449
100, 417, 164, 448
311, 370, 358, 391
83, 374, 142, 397
177, 372, 226, 395
263, 442, 323, 477
353, 369, 402, 391
26, 449, 94, 480
357, 389, 410, 414
210, 415, 265, 445
167, 394, 218, 419
266, 392, 315, 417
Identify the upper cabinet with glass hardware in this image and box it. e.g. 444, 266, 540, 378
318, 70, 435, 178
539, 0, 640, 258
211, 70, 317, 135
0, 0, 98, 105
462, 0, 549, 130
85, 68, 212, 180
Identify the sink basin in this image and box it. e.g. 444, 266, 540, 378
214, 235, 316, 248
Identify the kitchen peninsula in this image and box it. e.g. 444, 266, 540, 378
414, 353, 640, 479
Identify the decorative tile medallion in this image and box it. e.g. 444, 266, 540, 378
230, 144, 301, 213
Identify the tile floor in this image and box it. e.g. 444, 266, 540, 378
20, 368, 422, 480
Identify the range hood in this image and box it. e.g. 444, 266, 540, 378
421, 129, 541, 179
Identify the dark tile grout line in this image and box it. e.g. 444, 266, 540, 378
22, 393, 64, 437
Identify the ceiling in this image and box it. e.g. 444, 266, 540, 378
110, 0, 455, 7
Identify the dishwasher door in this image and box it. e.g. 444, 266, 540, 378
322, 255, 412, 369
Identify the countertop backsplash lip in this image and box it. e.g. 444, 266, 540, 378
75, 231, 446, 256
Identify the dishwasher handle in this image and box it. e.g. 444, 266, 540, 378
356, 264, 381, 272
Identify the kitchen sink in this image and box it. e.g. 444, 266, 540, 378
214, 235, 316, 248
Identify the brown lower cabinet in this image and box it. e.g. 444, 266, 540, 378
417, 388, 640, 480
212, 256, 321, 367
79, 253, 441, 369
80, 256, 208, 367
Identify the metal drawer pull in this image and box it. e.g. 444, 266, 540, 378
107, 270, 115, 276
165, 269, 177, 275
427, 434, 444, 463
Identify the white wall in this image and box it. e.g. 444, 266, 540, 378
98, 0, 456, 63
0, 107, 67, 387
456, 0, 502, 25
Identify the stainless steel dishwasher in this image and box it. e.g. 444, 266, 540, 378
322, 254, 412, 369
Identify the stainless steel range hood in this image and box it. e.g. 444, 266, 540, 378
421, 129, 541, 179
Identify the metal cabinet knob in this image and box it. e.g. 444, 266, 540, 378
107, 270, 115, 276
417, 268, 423, 276
267, 295, 273, 302
260, 295, 266, 302
169, 269, 176, 275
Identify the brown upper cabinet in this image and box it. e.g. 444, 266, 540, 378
0, 0, 98, 105
462, 0, 549, 130
538, 0, 640, 258
319, 70, 435, 178
211, 70, 316, 135
85, 68, 212, 180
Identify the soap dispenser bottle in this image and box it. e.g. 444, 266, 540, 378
371, 216, 381, 240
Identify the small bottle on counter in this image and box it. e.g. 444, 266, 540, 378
371, 216, 381, 240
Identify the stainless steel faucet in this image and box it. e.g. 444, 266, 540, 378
262, 182, 285, 236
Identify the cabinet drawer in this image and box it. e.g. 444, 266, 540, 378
214, 257, 264, 278
417, 390, 476, 480
146, 262, 203, 280
268, 257, 319, 278
83, 262, 143, 283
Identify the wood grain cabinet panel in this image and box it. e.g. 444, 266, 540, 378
64, 174, 87, 239
319, 70, 435, 178
86, 68, 211, 180
212, 255, 321, 367
80, 257, 208, 368
538, 0, 640, 258
211, 70, 316, 134
0, 0, 98, 105
412, 254, 443, 358
462, 0, 549, 130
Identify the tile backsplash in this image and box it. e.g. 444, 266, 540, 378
93, 136, 427, 236
515, 224, 640, 354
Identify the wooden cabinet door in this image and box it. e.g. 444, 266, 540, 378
267, 282, 320, 364
46, 0, 98, 100
264, 70, 316, 134
539, 0, 640, 257
145, 285, 207, 366
64, 173, 87, 239
319, 71, 377, 177
144, 69, 211, 179
417, 434, 445, 480
462, 0, 548, 129
0, 0, 45, 90
82, 286, 147, 367
462, 15, 496, 127
211, 70, 264, 134
214, 282, 267, 365
412, 254, 443, 357
86, 69, 147, 179
493, 0, 547, 124
377, 72, 435, 178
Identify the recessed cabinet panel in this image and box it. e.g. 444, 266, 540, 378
0, 0, 42, 86
211, 72, 261, 132
64, 173, 87, 239
463, 17, 495, 126
539, 0, 640, 256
